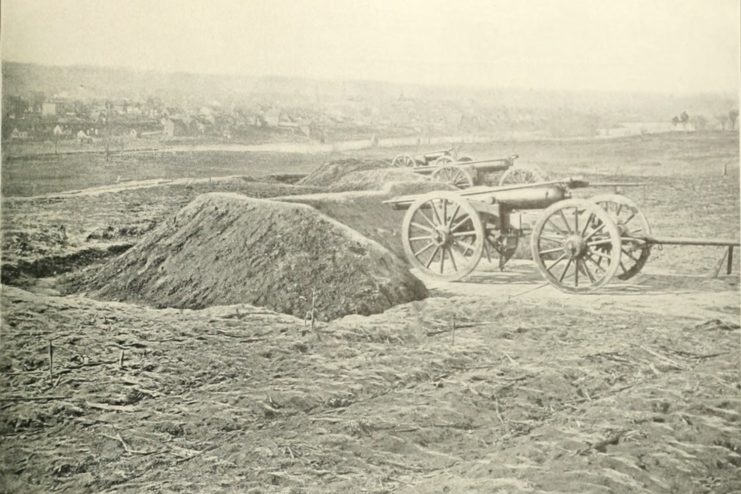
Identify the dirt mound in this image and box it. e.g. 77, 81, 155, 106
296, 158, 391, 187
71, 193, 426, 320
328, 167, 431, 192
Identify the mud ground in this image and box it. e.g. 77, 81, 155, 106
1, 133, 739, 493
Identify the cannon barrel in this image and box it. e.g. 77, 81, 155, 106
456, 176, 642, 197
409, 157, 516, 175
383, 176, 645, 209
494, 186, 568, 209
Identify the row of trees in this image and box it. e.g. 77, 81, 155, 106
672, 109, 739, 131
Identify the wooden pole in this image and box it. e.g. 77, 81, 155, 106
727, 246, 734, 275
451, 314, 456, 346
48, 341, 53, 379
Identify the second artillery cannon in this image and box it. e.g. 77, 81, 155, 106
384, 177, 739, 293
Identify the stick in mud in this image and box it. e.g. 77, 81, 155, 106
451, 314, 456, 346
48, 341, 53, 380
713, 248, 730, 278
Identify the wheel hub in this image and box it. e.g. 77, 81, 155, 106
562, 235, 587, 259
433, 226, 451, 247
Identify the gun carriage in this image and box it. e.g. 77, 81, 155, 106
384, 177, 739, 293
392, 151, 546, 189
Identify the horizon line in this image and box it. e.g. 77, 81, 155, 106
3, 59, 738, 99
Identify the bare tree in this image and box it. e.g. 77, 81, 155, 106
717, 114, 729, 131
730, 109, 739, 131
680, 111, 689, 131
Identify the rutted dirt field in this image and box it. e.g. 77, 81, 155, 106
1, 133, 740, 493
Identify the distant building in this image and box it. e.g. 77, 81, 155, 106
162, 118, 175, 138
77, 130, 92, 144
161, 117, 190, 138
10, 128, 29, 140
263, 108, 280, 127
42, 102, 58, 116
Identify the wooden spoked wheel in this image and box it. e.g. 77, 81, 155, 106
402, 193, 484, 281
392, 154, 416, 167
531, 199, 622, 293
431, 165, 474, 189
498, 164, 546, 186
433, 155, 455, 166
591, 194, 651, 280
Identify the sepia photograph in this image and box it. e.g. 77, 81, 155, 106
1, 0, 739, 492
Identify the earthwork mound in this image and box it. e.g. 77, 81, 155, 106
328, 167, 431, 192
73, 193, 427, 320
296, 158, 391, 187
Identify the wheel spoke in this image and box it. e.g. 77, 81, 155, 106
622, 211, 637, 225
574, 207, 580, 233
546, 218, 569, 236
425, 246, 441, 269
439, 247, 446, 273
413, 242, 435, 257
584, 222, 606, 241
546, 253, 568, 273
429, 200, 443, 225
574, 259, 579, 286
417, 209, 437, 229
539, 233, 566, 244
581, 212, 594, 236
558, 210, 573, 233
451, 216, 471, 232
587, 238, 613, 247
559, 258, 573, 282
447, 204, 461, 228
585, 254, 604, 274
622, 248, 640, 263
590, 249, 612, 260
539, 246, 563, 256
447, 246, 458, 271
454, 239, 475, 254
411, 221, 434, 233
582, 259, 596, 283
409, 235, 431, 242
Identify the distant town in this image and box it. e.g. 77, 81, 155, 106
2, 62, 738, 153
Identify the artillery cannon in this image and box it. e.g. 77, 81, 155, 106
393, 152, 546, 189
384, 178, 739, 293
391, 147, 471, 168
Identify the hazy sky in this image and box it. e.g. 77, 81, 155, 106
2, 0, 739, 93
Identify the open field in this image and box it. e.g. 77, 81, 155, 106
1, 151, 327, 197
1, 132, 740, 493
